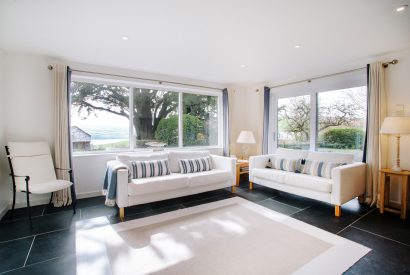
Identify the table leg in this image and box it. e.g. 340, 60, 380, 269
380, 172, 385, 214
401, 175, 408, 220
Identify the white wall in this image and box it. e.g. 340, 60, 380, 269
0, 50, 9, 217
1, 51, 225, 208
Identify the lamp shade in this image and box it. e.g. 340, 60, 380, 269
236, 130, 256, 144
380, 117, 410, 135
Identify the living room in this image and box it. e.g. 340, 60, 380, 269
0, 1, 409, 274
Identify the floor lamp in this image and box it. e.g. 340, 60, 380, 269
380, 116, 410, 172
236, 130, 256, 160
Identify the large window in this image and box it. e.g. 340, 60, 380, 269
70, 79, 221, 153
271, 70, 367, 161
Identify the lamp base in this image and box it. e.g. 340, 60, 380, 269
391, 166, 402, 172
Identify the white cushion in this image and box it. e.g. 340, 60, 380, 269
276, 148, 309, 160
185, 169, 231, 187
285, 173, 332, 193
16, 179, 72, 194
116, 152, 169, 169
252, 168, 289, 184
128, 173, 188, 196
306, 151, 354, 164
7, 141, 51, 157
168, 150, 210, 173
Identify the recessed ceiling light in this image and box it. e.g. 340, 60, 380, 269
396, 5, 408, 12
240, 64, 246, 68
122, 36, 129, 40
294, 44, 301, 48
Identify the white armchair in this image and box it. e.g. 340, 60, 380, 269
6, 142, 76, 226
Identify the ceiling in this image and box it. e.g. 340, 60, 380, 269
1, 0, 409, 85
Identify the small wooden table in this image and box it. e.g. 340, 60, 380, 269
236, 160, 249, 186
379, 168, 410, 219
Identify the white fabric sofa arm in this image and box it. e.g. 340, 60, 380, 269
116, 169, 129, 208
249, 154, 277, 181
211, 154, 236, 186
331, 162, 366, 205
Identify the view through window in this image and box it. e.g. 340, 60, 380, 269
70, 80, 220, 153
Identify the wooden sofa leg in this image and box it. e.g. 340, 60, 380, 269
358, 194, 365, 204
249, 181, 253, 191
335, 205, 341, 217
231, 186, 236, 193
119, 207, 125, 221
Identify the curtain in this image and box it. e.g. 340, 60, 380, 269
364, 61, 387, 206
262, 86, 270, 154
222, 88, 230, 156
52, 65, 73, 207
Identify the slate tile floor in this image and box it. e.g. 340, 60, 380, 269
1, 181, 409, 274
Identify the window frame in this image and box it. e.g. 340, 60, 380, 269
269, 69, 367, 155
70, 74, 223, 155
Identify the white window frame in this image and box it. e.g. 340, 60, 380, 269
268, 69, 367, 154
70, 74, 223, 155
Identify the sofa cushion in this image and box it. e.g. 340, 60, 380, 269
117, 152, 169, 169
271, 157, 298, 172
185, 169, 231, 187
285, 173, 332, 193
128, 173, 188, 196
168, 150, 210, 173
302, 160, 345, 179
252, 168, 289, 184
179, 157, 212, 174
276, 148, 309, 160
306, 151, 354, 164
130, 159, 170, 179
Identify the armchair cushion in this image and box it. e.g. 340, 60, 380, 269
17, 179, 72, 194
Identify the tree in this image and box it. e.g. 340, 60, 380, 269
278, 96, 310, 142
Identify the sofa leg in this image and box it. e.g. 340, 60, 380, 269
358, 194, 365, 204
119, 207, 125, 221
335, 205, 341, 217
231, 186, 236, 193
249, 181, 253, 191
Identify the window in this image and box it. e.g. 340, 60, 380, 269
271, 69, 367, 161
277, 95, 310, 150
317, 87, 367, 160
70, 78, 221, 154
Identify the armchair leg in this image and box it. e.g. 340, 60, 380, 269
119, 207, 125, 221
9, 188, 16, 220
49, 193, 53, 205
249, 181, 253, 191
335, 205, 341, 217
26, 191, 32, 228
70, 184, 76, 214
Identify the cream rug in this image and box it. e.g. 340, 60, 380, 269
76, 197, 370, 275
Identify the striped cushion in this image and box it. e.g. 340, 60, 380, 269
271, 157, 297, 172
179, 157, 212, 174
130, 159, 170, 179
302, 160, 346, 179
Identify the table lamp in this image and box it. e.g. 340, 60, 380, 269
236, 130, 256, 160
380, 116, 410, 171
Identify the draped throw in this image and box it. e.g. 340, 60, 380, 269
222, 88, 230, 156
52, 65, 73, 207
364, 61, 387, 206
262, 87, 270, 154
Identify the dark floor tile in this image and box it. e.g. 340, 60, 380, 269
340, 227, 410, 274
4, 254, 76, 275
80, 205, 118, 221
125, 197, 183, 215
182, 193, 235, 208
1, 205, 45, 223
26, 228, 75, 266
235, 188, 275, 202
353, 210, 410, 245
291, 202, 361, 233
75, 196, 106, 209
0, 237, 34, 273
124, 204, 185, 221
43, 204, 76, 215
0, 211, 79, 242
179, 189, 231, 203
256, 198, 301, 216
340, 199, 373, 217
270, 191, 316, 209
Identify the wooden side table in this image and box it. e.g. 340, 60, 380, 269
236, 160, 249, 186
379, 168, 410, 219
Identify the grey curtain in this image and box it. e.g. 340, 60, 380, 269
262, 87, 270, 154
222, 88, 230, 156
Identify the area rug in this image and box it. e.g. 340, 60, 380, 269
76, 197, 370, 275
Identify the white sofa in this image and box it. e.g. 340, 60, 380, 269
114, 150, 236, 219
249, 148, 366, 217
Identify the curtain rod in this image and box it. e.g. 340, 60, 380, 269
47, 65, 223, 91
270, 59, 398, 89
